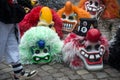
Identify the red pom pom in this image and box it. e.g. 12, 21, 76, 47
86, 28, 101, 42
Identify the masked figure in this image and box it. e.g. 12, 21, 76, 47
19, 6, 63, 39
19, 26, 63, 64
78, 0, 120, 19
57, 1, 91, 33
78, 0, 105, 19
62, 28, 109, 70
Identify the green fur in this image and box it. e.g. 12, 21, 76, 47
19, 26, 63, 64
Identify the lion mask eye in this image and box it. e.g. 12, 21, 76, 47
43, 48, 48, 53
68, 16, 74, 20
35, 49, 40, 54
85, 45, 92, 51
62, 14, 66, 19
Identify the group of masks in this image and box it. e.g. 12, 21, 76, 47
19, 0, 119, 71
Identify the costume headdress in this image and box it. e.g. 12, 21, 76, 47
19, 26, 63, 64
57, 1, 91, 33
78, 0, 120, 19
19, 6, 63, 39
62, 28, 109, 70
37, 6, 55, 30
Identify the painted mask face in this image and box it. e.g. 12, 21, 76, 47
62, 13, 78, 32
78, 28, 105, 70
79, 41, 105, 70
85, 0, 105, 19
31, 40, 52, 64
61, 1, 78, 33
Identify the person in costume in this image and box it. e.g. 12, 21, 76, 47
57, 1, 91, 33
62, 28, 109, 70
19, 6, 63, 39
17, 0, 39, 13
0, 0, 37, 79
19, 26, 63, 64
108, 27, 120, 71
78, 0, 120, 19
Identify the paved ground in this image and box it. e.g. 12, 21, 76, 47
0, 61, 120, 80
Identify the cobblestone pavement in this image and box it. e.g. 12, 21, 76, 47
0, 61, 120, 80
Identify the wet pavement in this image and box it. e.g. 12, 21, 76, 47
0, 61, 120, 80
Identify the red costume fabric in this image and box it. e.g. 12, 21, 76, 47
19, 6, 63, 39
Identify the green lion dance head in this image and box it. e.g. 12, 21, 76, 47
19, 26, 63, 64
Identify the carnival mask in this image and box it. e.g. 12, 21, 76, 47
62, 13, 78, 32
85, 0, 105, 19
78, 28, 105, 70
31, 40, 52, 64
79, 42, 105, 70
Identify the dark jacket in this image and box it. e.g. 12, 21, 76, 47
17, 0, 33, 9
0, 0, 26, 24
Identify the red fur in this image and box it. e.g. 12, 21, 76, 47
19, 6, 63, 39
64, 33, 85, 48
72, 55, 83, 67
100, 36, 109, 60
63, 31, 109, 69
64, 33, 78, 44
100, 36, 109, 47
